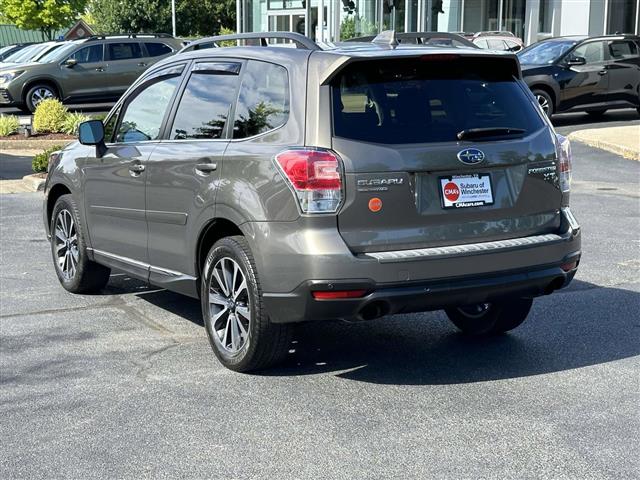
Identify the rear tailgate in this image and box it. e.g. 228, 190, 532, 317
329, 54, 561, 253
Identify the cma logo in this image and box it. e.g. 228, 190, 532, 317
357, 178, 404, 187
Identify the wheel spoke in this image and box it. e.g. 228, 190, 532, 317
230, 313, 240, 352
212, 266, 229, 296
223, 259, 234, 298
55, 227, 66, 242
209, 292, 228, 307
235, 314, 248, 340
233, 278, 246, 301
236, 305, 250, 322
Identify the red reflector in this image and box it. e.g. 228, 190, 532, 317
312, 290, 367, 300
276, 149, 341, 191
561, 261, 577, 272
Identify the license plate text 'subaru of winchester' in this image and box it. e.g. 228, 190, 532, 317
439, 174, 494, 209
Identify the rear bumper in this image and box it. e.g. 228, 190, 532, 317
264, 259, 579, 323
250, 208, 581, 323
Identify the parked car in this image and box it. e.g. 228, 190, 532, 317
345, 31, 478, 48
0, 43, 34, 62
43, 31, 580, 372
466, 31, 525, 52
518, 34, 640, 116
0, 34, 182, 112
0, 41, 66, 66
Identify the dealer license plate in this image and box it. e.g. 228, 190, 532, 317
439, 174, 494, 209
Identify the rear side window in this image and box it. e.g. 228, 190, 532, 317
145, 42, 173, 57
608, 41, 638, 59
233, 60, 289, 139
108, 42, 142, 60
171, 63, 241, 140
68, 45, 103, 64
332, 57, 544, 144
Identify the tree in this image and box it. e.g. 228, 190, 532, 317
88, 0, 236, 37
0, 0, 87, 41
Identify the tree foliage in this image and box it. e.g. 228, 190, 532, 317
88, 0, 236, 37
0, 0, 87, 40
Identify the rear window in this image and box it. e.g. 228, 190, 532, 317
332, 57, 544, 144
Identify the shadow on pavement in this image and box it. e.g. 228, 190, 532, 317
129, 276, 640, 385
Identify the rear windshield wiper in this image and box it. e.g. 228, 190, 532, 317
457, 127, 526, 141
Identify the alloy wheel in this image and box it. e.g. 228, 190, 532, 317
54, 209, 79, 281
208, 257, 251, 354
31, 87, 54, 106
536, 94, 550, 115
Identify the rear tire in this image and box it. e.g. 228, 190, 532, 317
445, 298, 533, 336
532, 89, 554, 117
201, 236, 292, 372
50, 194, 111, 293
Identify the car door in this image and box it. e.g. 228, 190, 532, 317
81, 68, 184, 279
104, 41, 147, 97
145, 61, 242, 292
559, 40, 609, 110
605, 40, 640, 106
58, 44, 111, 101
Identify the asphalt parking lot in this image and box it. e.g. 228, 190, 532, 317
1, 127, 639, 477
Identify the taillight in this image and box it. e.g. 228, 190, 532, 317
275, 148, 343, 214
556, 134, 572, 193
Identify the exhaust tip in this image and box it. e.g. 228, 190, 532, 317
358, 301, 389, 321
544, 277, 566, 295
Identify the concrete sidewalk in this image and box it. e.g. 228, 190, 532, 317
568, 125, 640, 161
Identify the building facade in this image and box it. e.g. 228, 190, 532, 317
236, 0, 640, 45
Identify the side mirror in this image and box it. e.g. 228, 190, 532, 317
78, 120, 107, 157
566, 56, 586, 66
64, 58, 77, 68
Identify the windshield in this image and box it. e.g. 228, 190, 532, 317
332, 57, 543, 144
3, 43, 49, 63
37, 43, 77, 63
518, 40, 575, 65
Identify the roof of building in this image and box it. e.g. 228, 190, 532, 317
0, 24, 67, 47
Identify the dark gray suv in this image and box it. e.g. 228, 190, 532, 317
43, 32, 581, 372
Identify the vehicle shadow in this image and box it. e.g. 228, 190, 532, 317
551, 108, 639, 128
260, 280, 640, 385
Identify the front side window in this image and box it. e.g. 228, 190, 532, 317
68, 45, 103, 64
171, 63, 241, 140
108, 42, 142, 61
572, 42, 607, 64
116, 76, 181, 143
103, 106, 121, 142
233, 60, 289, 139
145, 42, 173, 57
333, 58, 544, 145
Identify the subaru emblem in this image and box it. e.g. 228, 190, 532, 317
457, 148, 485, 165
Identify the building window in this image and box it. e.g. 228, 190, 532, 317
607, 0, 639, 34
539, 0, 552, 33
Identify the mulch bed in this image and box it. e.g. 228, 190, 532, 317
0, 133, 76, 141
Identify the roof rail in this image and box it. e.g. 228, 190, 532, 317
181, 32, 320, 52
84, 33, 174, 41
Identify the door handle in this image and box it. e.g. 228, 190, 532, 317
95, 66, 105, 72
195, 162, 218, 173
598, 69, 608, 75
137, 62, 147, 67
129, 164, 145, 175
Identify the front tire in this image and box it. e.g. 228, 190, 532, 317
50, 194, 111, 293
25, 84, 59, 112
445, 298, 533, 336
532, 89, 554, 117
201, 236, 292, 372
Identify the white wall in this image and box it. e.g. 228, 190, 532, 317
558, 0, 591, 35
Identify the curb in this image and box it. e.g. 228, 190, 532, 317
23, 173, 46, 192
0, 139, 75, 151
568, 128, 640, 161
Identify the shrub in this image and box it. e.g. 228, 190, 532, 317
90, 113, 107, 122
62, 112, 90, 135
33, 99, 69, 134
32, 145, 64, 173
0, 114, 20, 137
218, 27, 236, 47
